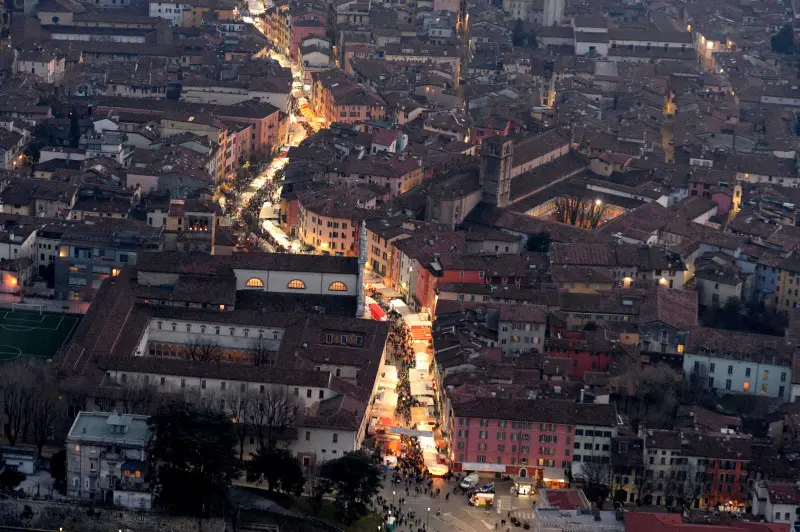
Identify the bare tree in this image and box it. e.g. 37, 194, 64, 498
249, 338, 274, 367
581, 460, 612, 506
0, 360, 36, 445
247, 386, 300, 449
183, 337, 222, 362
30, 383, 64, 458
227, 388, 255, 459
554, 195, 608, 228
120, 380, 160, 415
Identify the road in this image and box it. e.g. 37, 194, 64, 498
227, 17, 329, 250
378, 478, 538, 532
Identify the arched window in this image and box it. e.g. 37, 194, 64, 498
328, 281, 347, 292
246, 277, 264, 288
287, 279, 306, 289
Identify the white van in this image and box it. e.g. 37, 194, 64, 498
460, 472, 480, 489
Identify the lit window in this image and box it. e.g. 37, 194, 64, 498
329, 281, 347, 291
677, 344, 684, 355
246, 277, 264, 288
743, 381, 750, 392
287, 279, 306, 289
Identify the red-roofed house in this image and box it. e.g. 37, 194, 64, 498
624, 512, 788, 532
752, 482, 800, 527
544, 330, 627, 378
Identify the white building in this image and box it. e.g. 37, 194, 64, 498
542, 0, 563, 26
572, 421, 618, 479
14, 50, 65, 84
148, 1, 191, 25
751, 482, 800, 527
682, 328, 793, 399
66, 411, 152, 509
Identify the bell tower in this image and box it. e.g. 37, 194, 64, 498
479, 136, 514, 208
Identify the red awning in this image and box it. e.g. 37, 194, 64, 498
370, 303, 387, 321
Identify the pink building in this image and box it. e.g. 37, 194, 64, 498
450, 398, 615, 483
290, 19, 327, 61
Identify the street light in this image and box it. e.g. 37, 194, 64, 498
393, 490, 396, 505
427, 507, 431, 530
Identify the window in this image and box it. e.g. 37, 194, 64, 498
307, 389, 312, 398
305, 431, 311, 441
761, 383, 768, 396
246, 277, 264, 288
745, 367, 751, 377
287, 279, 306, 289
329, 281, 347, 291
332, 433, 338, 443
743, 381, 750, 392
763, 370, 769, 381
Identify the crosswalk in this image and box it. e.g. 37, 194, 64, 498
494, 495, 536, 521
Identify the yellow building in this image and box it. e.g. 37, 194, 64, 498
297, 188, 378, 256
774, 257, 800, 313
364, 216, 416, 285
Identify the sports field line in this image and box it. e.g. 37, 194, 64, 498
0, 344, 22, 355
1, 324, 35, 332
0, 316, 69, 332
2, 311, 45, 324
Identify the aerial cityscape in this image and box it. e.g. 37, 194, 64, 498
0, 0, 798, 530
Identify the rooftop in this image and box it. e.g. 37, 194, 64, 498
67, 410, 150, 445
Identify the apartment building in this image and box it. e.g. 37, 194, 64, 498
450, 398, 616, 485
66, 411, 152, 509
682, 327, 793, 399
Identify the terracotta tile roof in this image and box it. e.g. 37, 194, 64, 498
686, 327, 794, 365
638, 288, 697, 330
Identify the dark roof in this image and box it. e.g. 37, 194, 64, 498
686, 327, 794, 365
638, 288, 697, 330
231, 252, 360, 275
102, 356, 332, 388
452, 398, 616, 426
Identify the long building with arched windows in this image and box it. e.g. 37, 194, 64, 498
56, 251, 387, 471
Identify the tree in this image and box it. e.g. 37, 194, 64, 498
718, 296, 743, 330
0, 359, 37, 446
23, 140, 42, 164
119, 380, 160, 415
526, 231, 550, 253
319, 452, 381, 524
226, 388, 254, 459
29, 373, 64, 457
149, 401, 240, 517
246, 386, 300, 449
580, 461, 611, 505
183, 337, 222, 362
245, 447, 305, 495
772, 25, 795, 54
512, 19, 537, 48
68, 111, 81, 149
0, 469, 25, 490
554, 195, 608, 228
307, 465, 333, 516
249, 337, 274, 367
51, 449, 66, 491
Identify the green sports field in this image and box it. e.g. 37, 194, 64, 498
0, 310, 81, 361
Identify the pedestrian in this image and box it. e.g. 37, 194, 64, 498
445, 493, 450, 501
